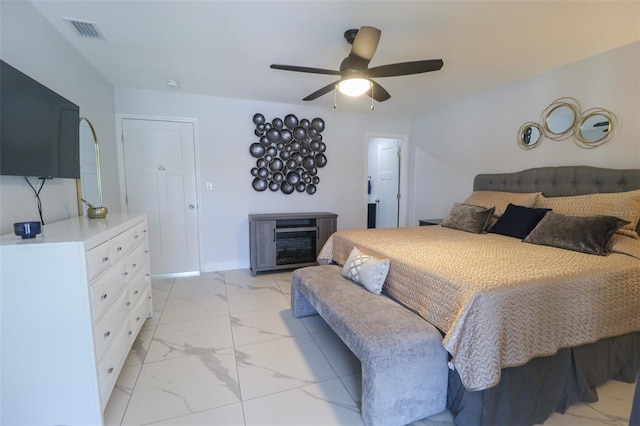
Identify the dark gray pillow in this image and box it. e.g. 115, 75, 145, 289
440, 203, 495, 234
523, 212, 630, 255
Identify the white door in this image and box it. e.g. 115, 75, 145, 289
376, 139, 400, 228
121, 118, 199, 275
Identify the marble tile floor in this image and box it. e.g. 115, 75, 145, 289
104, 269, 637, 426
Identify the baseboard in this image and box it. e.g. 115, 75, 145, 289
202, 260, 248, 273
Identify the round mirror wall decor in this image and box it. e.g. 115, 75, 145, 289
517, 98, 617, 150
517, 122, 543, 150
249, 113, 326, 195
540, 97, 581, 141
573, 108, 618, 149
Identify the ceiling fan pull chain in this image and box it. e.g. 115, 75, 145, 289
370, 85, 375, 110
334, 86, 338, 109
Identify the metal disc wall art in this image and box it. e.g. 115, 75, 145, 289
249, 113, 327, 195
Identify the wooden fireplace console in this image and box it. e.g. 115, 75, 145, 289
248, 212, 337, 276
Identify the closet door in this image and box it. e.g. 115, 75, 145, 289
121, 117, 200, 275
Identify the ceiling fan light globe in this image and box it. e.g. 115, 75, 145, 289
338, 78, 371, 97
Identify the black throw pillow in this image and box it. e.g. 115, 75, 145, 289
489, 203, 551, 239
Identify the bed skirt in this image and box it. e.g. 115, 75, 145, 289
447, 332, 640, 426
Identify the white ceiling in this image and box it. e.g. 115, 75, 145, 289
32, 1, 640, 116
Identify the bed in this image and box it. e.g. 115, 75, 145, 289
317, 166, 640, 425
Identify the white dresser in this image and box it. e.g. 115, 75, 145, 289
0, 214, 153, 425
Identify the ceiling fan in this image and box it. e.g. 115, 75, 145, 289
270, 26, 443, 102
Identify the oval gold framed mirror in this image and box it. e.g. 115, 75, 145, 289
517, 122, 543, 150
540, 97, 581, 141
573, 108, 618, 149
76, 118, 103, 216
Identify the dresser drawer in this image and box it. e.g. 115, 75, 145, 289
136, 221, 148, 243
127, 241, 149, 279
89, 260, 127, 322
86, 241, 111, 281
129, 270, 149, 308
130, 287, 152, 338
93, 289, 130, 361
110, 227, 138, 263
97, 322, 130, 406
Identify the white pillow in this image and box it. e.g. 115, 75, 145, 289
340, 247, 390, 295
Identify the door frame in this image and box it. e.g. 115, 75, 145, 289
364, 132, 409, 228
115, 113, 204, 276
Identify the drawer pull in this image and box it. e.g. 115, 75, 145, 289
136, 316, 141, 321
100, 294, 108, 301
126, 302, 131, 306
102, 256, 109, 263
132, 263, 137, 268
134, 290, 139, 295
124, 272, 129, 276
128, 330, 133, 335
148, 295, 152, 300
145, 250, 149, 254
143, 229, 147, 233
135, 234, 139, 239
107, 367, 114, 374
104, 331, 111, 338
117, 246, 123, 252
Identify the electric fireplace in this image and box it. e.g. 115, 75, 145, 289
248, 212, 338, 276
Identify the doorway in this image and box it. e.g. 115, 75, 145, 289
367, 136, 406, 228
117, 116, 201, 276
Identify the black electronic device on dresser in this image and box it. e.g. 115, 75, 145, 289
0, 60, 80, 179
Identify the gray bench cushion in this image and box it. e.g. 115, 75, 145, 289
291, 264, 448, 426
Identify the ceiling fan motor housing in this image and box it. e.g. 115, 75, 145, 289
340, 55, 369, 74
344, 28, 359, 44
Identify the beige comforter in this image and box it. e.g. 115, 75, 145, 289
317, 226, 640, 391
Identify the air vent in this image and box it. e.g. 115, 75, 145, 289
64, 18, 104, 40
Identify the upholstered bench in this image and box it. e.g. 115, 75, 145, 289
291, 264, 448, 426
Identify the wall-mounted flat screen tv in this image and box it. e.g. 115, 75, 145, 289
1, 60, 80, 179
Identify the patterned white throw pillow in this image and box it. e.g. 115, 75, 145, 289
340, 247, 390, 295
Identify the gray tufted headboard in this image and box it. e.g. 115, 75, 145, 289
474, 165, 640, 233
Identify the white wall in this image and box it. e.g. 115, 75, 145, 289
5, 1, 637, 271
114, 88, 411, 271
409, 41, 640, 224
0, 1, 117, 235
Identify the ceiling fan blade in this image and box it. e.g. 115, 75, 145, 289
351, 26, 381, 63
368, 59, 444, 78
270, 64, 341, 76
368, 80, 391, 102
303, 80, 340, 101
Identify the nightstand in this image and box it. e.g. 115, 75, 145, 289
419, 218, 443, 226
